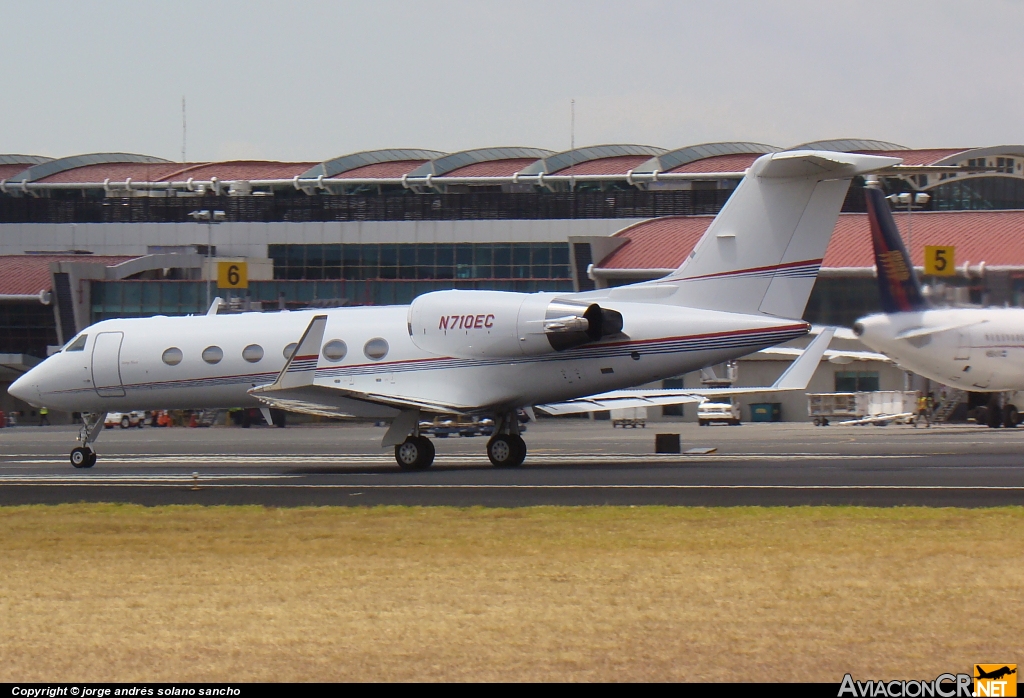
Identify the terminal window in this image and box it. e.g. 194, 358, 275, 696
269, 243, 571, 282
834, 371, 879, 392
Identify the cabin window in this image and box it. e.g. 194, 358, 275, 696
283, 342, 298, 359
323, 339, 348, 362
65, 334, 88, 352
162, 347, 183, 366
202, 346, 223, 364
364, 337, 389, 360
242, 344, 264, 363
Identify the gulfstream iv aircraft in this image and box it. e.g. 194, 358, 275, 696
854, 181, 1024, 427
9, 150, 898, 468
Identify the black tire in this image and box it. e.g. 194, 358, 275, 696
698, 420, 708, 426
988, 405, 1003, 428
70, 447, 93, 469
1003, 404, 1019, 428
394, 436, 434, 471
120, 416, 130, 429
487, 434, 526, 468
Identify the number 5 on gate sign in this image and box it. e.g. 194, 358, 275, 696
924, 246, 955, 276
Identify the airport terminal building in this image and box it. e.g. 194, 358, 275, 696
4, 139, 1024, 421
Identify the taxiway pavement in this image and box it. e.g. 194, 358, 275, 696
1, 421, 1023, 506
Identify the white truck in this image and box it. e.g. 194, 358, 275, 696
697, 401, 741, 426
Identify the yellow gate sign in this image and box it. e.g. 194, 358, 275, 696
924, 246, 955, 276
217, 261, 248, 289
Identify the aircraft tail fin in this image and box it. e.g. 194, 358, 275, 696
865, 184, 927, 313
651, 150, 901, 317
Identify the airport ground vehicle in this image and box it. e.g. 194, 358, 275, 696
104, 411, 146, 429
611, 407, 647, 428
807, 391, 916, 425
698, 401, 741, 426
419, 415, 496, 438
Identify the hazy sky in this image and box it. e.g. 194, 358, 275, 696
2, 0, 1022, 162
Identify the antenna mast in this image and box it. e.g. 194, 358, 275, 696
181, 96, 187, 163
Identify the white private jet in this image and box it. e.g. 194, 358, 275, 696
9, 150, 897, 468
853, 181, 1024, 427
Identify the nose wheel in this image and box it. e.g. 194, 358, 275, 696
70, 446, 96, 469
70, 412, 106, 469
394, 435, 435, 471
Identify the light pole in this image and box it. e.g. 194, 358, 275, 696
886, 191, 930, 268
188, 208, 226, 309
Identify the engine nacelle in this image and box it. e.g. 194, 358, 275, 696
408, 290, 624, 359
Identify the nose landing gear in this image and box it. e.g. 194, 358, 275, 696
70, 412, 106, 469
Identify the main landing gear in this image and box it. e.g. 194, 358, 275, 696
70, 412, 106, 469
486, 411, 527, 468
394, 435, 435, 471
391, 410, 529, 470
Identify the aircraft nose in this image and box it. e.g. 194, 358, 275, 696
8, 372, 40, 405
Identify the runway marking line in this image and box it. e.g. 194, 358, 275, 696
1, 453, 928, 466
1, 481, 1023, 491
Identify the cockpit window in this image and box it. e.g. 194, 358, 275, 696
65, 335, 88, 352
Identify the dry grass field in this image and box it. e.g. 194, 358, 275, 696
1, 504, 1021, 682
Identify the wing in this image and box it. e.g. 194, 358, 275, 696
758, 346, 892, 364
248, 315, 475, 418
537, 328, 834, 415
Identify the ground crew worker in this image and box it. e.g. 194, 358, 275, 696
915, 394, 930, 428
39, 406, 49, 426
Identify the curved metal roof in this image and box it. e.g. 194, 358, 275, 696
633, 142, 780, 173
406, 147, 552, 177
931, 145, 1024, 166
518, 144, 666, 175
301, 149, 446, 179
7, 152, 171, 183
788, 139, 907, 152
0, 154, 52, 166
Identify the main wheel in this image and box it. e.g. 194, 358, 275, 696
70, 447, 95, 469
988, 405, 1003, 428
487, 434, 526, 468
1004, 404, 1019, 428
394, 436, 435, 471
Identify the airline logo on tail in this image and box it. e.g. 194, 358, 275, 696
866, 186, 927, 314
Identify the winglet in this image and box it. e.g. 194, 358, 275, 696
770, 327, 834, 390
264, 314, 328, 391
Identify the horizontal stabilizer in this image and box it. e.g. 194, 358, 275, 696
759, 151, 901, 179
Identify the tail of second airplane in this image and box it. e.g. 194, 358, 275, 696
626, 150, 901, 318
864, 182, 927, 313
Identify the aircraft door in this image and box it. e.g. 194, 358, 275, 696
92, 331, 126, 397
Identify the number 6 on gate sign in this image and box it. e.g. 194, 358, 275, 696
218, 261, 248, 288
